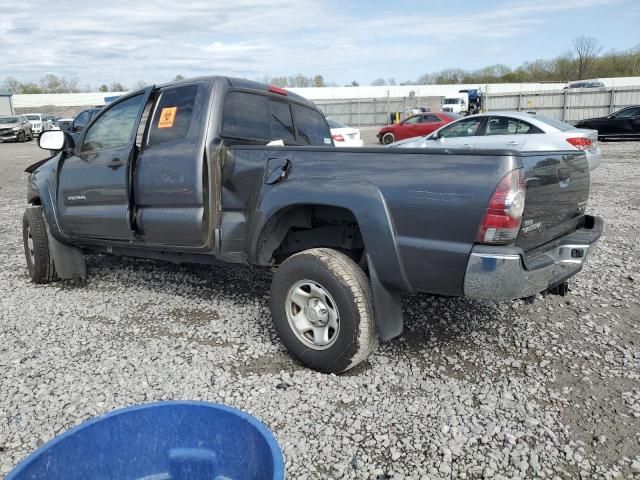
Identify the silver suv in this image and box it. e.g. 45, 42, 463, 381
0, 115, 34, 142
24, 113, 52, 136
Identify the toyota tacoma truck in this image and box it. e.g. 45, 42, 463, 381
24, 76, 602, 373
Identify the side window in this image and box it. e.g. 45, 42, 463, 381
293, 105, 331, 146
616, 108, 640, 118
269, 100, 295, 143
515, 121, 542, 134
439, 118, 482, 138
404, 115, 421, 124
485, 117, 516, 135
221, 92, 269, 141
422, 114, 440, 123
81, 94, 144, 152
486, 117, 542, 135
147, 85, 198, 147
72, 111, 90, 133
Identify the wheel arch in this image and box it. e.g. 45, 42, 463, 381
248, 178, 412, 294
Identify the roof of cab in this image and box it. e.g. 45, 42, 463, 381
157, 76, 316, 108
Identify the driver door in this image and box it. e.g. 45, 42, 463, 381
425, 117, 484, 149
57, 88, 153, 240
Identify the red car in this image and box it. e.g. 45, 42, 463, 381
377, 112, 459, 145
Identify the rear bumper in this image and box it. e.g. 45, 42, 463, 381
463, 216, 603, 301
586, 149, 602, 171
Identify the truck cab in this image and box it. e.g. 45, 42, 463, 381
441, 93, 469, 115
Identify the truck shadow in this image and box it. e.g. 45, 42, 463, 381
82, 254, 516, 373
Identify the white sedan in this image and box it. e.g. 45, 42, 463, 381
391, 112, 602, 170
327, 119, 364, 147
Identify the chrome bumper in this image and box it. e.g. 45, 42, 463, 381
464, 216, 602, 301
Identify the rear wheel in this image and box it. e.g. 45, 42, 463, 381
381, 133, 395, 145
23, 207, 57, 284
270, 248, 376, 373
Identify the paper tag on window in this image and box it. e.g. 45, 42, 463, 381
158, 107, 177, 128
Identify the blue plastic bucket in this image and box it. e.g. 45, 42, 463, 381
6, 401, 284, 480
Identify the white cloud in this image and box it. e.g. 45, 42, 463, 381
0, 0, 626, 87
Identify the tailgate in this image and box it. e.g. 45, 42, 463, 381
516, 151, 590, 251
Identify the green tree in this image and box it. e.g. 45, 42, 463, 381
109, 82, 127, 92
98, 84, 109, 92
174, 75, 185, 81
313, 75, 325, 87
573, 36, 602, 80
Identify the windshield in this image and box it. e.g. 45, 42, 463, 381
0, 116, 19, 123
534, 115, 575, 131
443, 98, 462, 105
327, 119, 346, 129
25, 114, 40, 121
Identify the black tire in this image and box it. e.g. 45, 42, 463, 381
23, 207, 57, 284
17, 131, 25, 143
270, 248, 376, 373
381, 133, 395, 145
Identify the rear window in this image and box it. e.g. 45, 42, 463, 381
148, 85, 198, 147
534, 115, 574, 132
293, 105, 332, 146
269, 100, 295, 143
222, 92, 270, 141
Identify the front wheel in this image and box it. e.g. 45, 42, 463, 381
17, 131, 25, 143
23, 207, 57, 283
270, 248, 377, 373
381, 132, 395, 145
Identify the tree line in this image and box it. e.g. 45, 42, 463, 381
412, 37, 640, 85
2, 37, 639, 94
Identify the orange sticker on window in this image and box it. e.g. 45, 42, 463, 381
158, 107, 177, 128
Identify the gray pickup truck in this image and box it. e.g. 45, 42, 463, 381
24, 76, 602, 373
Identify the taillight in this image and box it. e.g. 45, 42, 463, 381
476, 169, 526, 244
566, 137, 592, 151
268, 85, 288, 96
332, 134, 344, 142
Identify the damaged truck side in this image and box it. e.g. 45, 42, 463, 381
24, 77, 603, 373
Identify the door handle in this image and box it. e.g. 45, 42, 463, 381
108, 158, 124, 169
265, 159, 291, 185
507, 141, 520, 146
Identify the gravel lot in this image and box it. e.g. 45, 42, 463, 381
1, 140, 639, 479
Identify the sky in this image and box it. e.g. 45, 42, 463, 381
0, 0, 638, 88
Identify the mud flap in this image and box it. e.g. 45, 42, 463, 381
367, 255, 404, 341
47, 230, 86, 280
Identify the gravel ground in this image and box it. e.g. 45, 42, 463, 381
1, 140, 639, 479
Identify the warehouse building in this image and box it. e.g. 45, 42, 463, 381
0, 93, 14, 116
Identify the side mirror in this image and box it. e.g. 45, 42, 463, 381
38, 130, 73, 152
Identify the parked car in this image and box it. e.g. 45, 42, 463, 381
51, 118, 74, 131
24, 114, 52, 136
67, 107, 102, 138
0, 115, 33, 142
391, 112, 602, 170
377, 112, 459, 144
564, 81, 605, 89
25, 76, 602, 373
574, 105, 640, 140
327, 118, 363, 147
409, 106, 430, 114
